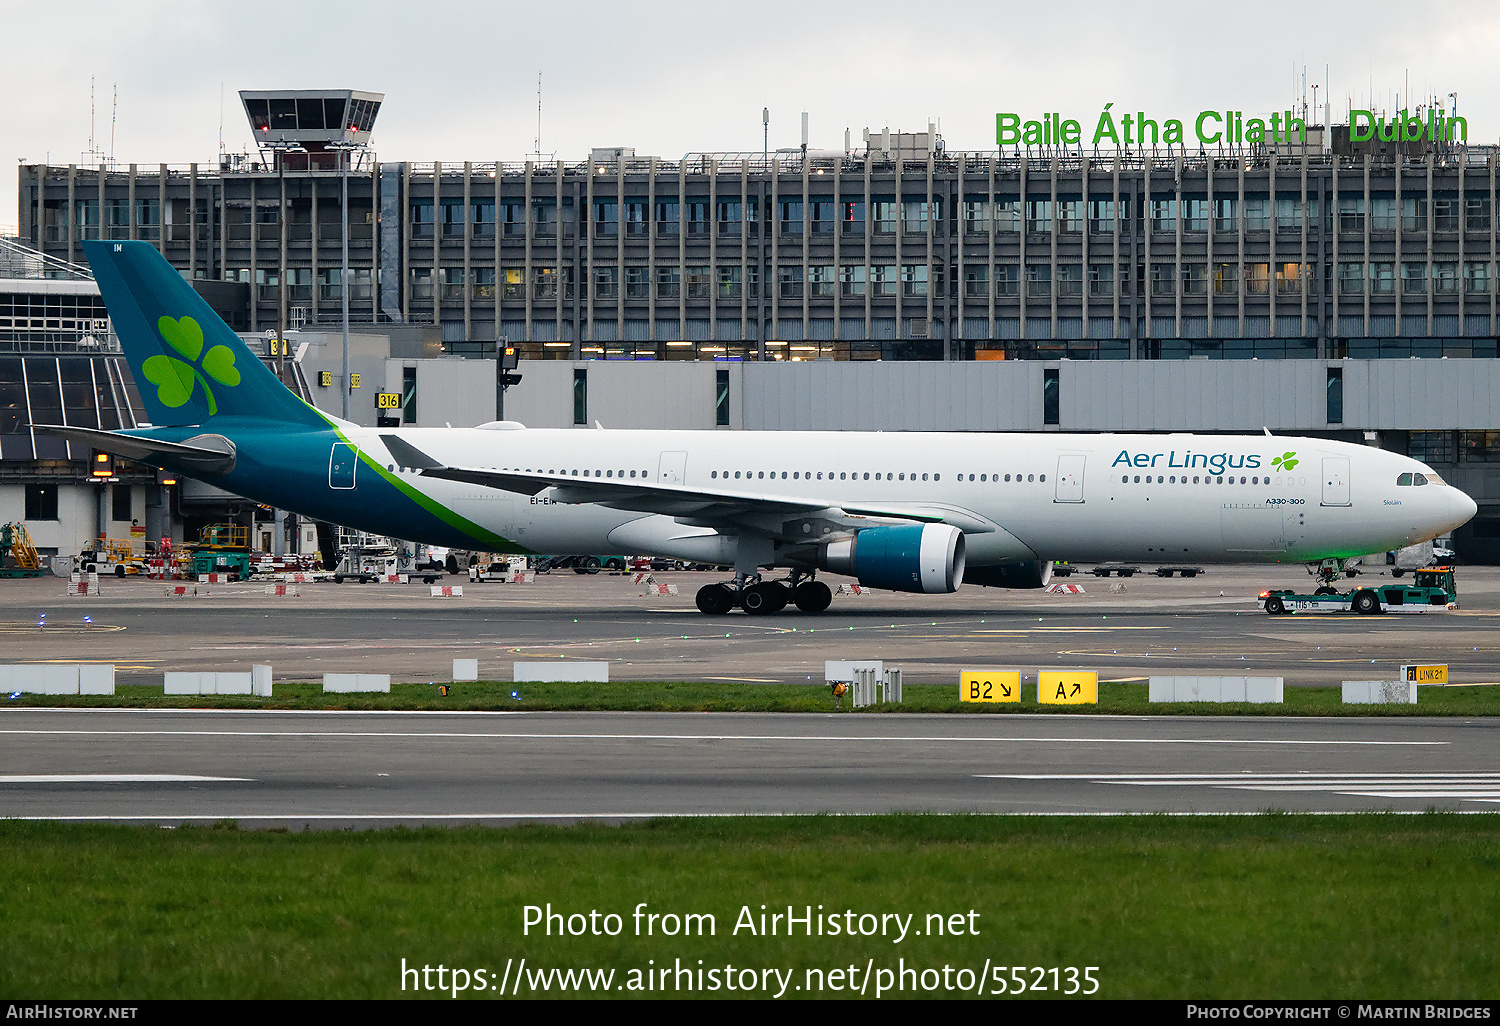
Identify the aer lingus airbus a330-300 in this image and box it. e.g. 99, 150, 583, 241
42, 241, 1477, 615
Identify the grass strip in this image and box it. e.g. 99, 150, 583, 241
1, 814, 1496, 999
4, 680, 1497, 715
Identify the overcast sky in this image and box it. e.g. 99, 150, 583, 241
7, 0, 1500, 227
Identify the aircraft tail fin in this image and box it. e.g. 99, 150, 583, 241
83, 240, 325, 428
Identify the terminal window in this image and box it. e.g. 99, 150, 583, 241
25, 484, 58, 521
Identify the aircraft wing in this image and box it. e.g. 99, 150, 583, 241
381, 434, 996, 537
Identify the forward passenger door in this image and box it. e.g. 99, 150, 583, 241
1321, 457, 1350, 506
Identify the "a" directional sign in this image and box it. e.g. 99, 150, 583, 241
961, 670, 1020, 704
1038, 671, 1098, 705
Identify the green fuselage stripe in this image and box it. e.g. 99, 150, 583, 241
318, 415, 527, 553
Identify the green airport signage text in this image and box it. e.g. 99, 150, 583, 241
996, 104, 1468, 147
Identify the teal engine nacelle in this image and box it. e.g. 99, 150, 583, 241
819, 524, 966, 593
963, 561, 1054, 589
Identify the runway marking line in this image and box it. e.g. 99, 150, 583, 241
6, 810, 1498, 823
978, 772, 1500, 802
0, 774, 251, 783
0, 729, 1445, 746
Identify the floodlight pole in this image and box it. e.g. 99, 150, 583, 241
277, 147, 287, 384
341, 150, 350, 420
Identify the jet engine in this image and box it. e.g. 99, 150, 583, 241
818, 523, 965, 593
963, 560, 1054, 589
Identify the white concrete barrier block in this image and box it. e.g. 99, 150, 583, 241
0, 665, 81, 694
1342, 680, 1417, 704
1218, 676, 1247, 703
825, 660, 884, 684
251, 665, 273, 697
513, 661, 609, 683
1150, 675, 1283, 703
452, 658, 479, 682
79, 665, 115, 696
164, 672, 207, 695
213, 672, 253, 695
1246, 677, 1284, 703
322, 673, 391, 693
37, 665, 81, 695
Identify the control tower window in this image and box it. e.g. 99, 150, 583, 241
295, 99, 327, 130
244, 98, 270, 132
269, 98, 297, 131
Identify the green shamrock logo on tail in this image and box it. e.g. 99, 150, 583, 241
1271, 451, 1299, 471
142, 316, 240, 414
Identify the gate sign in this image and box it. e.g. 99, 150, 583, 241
1039, 671, 1098, 705
376, 391, 402, 409
961, 670, 1020, 703
1400, 664, 1447, 685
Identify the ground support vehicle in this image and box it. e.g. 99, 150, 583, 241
1259, 566, 1459, 615
183, 524, 253, 580
1090, 563, 1140, 578
467, 560, 516, 582
1, 523, 44, 578
1153, 565, 1203, 578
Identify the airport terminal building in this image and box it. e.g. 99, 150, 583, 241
11, 90, 1500, 558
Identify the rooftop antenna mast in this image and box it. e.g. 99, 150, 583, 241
110, 83, 117, 164
529, 72, 553, 163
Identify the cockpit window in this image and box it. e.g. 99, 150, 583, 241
1426, 472, 1446, 486
1397, 473, 1413, 486
1413, 473, 1428, 486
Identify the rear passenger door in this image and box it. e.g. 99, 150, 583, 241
1054, 455, 1085, 502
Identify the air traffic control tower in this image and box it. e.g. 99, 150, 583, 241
239, 89, 383, 169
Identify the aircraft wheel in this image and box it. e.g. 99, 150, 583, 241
1264, 596, 1285, 615
1352, 590, 1382, 615
740, 582, 786, 615
792, 581, 833, 612
695, 584, 736, 615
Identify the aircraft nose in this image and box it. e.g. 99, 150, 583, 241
1452, 488, 1479, 528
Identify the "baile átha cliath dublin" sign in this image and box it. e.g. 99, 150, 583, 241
996, 104, 1468, 147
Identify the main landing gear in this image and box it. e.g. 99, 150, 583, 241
695, 571, 833, 616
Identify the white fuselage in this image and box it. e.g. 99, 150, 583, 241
346, 425, 1476, 567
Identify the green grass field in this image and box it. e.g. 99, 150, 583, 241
5, 679, 1497, 715
2, 815, 1496, 999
